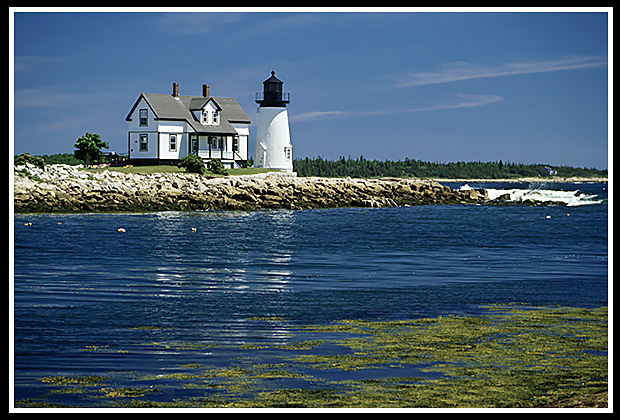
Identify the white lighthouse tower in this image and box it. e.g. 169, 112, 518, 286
254, 71, 293, 172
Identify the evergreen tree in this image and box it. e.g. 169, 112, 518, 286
292, 156, 606, 179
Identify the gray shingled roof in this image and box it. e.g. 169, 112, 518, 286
126, 93, 251, 135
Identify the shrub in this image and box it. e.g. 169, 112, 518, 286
208, 158, 228, 176
178, 154, 206, 174
15, 153, 45, 168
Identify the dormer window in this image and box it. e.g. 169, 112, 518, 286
198, 101, 221, 125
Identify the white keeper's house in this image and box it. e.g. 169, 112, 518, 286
125, 83, 251, 168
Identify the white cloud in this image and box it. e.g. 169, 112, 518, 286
290, 110, 351, 122
290, 94, 503, 122
14, 55, 65, 73
153, 11, 330, 36
153, 12, 246, 35
413, 94, 503, 111
394, 55, 607, 87
14, 87, 92, 108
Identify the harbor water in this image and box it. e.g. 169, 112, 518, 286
12, 182, 608, 406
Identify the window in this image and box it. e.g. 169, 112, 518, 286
191, 135, 198, 154
139, 134, 148, 151
209, 136, 224, 150
285, 147, 292, 161
213, 111, 219, 124
233, 135, 239, 152
202, 110, 209, 125
139, 109, 148, 126
169, 134, 177, 152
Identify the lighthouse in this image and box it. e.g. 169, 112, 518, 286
254, 71, 293, 172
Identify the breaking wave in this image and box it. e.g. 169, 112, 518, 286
457, 183, 605, 207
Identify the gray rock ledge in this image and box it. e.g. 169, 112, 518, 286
13, 164, 504, 213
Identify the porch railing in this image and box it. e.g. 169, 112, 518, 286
197, 150, 235, 160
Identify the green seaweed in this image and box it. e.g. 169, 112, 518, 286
38, 375, 107, 386
17, 304, 607, 408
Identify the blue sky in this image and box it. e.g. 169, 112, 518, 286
11, 8, 610, 169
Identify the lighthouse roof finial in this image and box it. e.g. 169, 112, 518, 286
263, 70, 283, 85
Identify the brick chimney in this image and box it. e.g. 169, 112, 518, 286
202, 84, 210, 98
172, 82, 179, 98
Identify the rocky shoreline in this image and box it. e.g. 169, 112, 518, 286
13, 164, 574, 213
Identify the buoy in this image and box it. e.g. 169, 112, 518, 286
117, 227, 126, 232
57, 222, 62, 225
546, 215, 552, 219
191, 227, 197, 232
24, 222, 32, 226
567, 213, 570, 217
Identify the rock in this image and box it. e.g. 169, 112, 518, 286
13, 164, 516, 213
361, 197, 396, 208
465, 189, 479, 200
495, 193, 512, 201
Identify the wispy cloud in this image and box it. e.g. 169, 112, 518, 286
14, 55, 66, 73
153, 12, 323, 36
153, 12, 246, 35
14, 87, 92, 108
13, 85, 126, 110
290, 94, 503, 122
409, 94, 504, 111
291, 110, 350, 122
394, 55, 607, 87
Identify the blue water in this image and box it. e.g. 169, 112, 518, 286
12, 182, 608, 405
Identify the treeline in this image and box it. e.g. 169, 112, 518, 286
17, 153, 607, 180
15, 153, 84, 165
293, 156, 608, 179
15, 152, 126, 166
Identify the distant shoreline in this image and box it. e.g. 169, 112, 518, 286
428, 177, 608, 184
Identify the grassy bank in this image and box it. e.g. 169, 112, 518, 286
15, 304, 607, 409
81, 165, 608, 183
84, 165, 278, 176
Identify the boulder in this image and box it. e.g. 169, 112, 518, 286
13, 164, 499, 213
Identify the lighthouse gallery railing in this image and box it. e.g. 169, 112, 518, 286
255, 92, 290, 102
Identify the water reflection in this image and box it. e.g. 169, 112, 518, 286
144, 210, 298, 345
147, 210, 297, 293
254, 210, 295, 290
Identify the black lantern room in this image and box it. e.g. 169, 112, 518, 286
255, 71, 290, 108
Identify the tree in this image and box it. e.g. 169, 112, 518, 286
291, 156, 607, 179
74, 132, 109, 165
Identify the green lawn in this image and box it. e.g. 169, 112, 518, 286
83, 165, 278, 176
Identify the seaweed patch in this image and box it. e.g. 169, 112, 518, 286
16, 304, 607, 408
